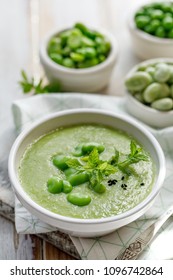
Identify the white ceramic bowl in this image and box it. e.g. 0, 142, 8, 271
128, 3, 173, 59
125, 58, 173, 128
8, 109, 165, 237
40, 27, 118, 93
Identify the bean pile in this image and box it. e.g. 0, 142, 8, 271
134, 2, 173, 38
47, 142, 106, 207
47, 23, 111, 69
125, 62, 173, 111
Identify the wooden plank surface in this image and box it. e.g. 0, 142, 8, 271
0, 0, 142, 259
0, 216, 33, 260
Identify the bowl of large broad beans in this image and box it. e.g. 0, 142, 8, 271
40, 23, 118, 92
8, 109, 165, 237
128, 1, 173, 59
124, 58, 173, 128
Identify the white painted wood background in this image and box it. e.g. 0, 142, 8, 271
0, 0, 146, 259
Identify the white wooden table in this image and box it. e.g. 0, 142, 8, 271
0, 0, 142, 259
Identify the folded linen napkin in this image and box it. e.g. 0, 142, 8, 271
12, 93, 173, 260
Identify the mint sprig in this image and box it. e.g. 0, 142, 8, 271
113, 141, 148, 175
66, 148, 117, 188
19, 70, 61, 95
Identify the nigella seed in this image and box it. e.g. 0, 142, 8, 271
108, 180, 113, 186
140, 183, 145, 186
108, 179, 117, 186
121, 183, 127, 190
112, 179, 117, 184
121, 176, 125, 180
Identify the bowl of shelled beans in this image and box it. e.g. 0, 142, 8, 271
124, 58, 173, 128
128, 1, 173, 59
40, 23, 118, 92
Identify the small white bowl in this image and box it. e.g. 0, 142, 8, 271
8, 109, 165, 237
128, 4, 173, 60
125, 58, 173, 128
39, 27, 118, 93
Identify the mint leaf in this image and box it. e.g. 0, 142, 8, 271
99, 162, 108, 171
98, 162, 117, 176
88, 148, 100, 168
135, 154, 148, 161
104, 164, 117, 174
66, 158, 82, 169
19, 70, 61, 95
130, 141, 137, 156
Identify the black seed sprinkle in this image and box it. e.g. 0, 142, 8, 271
140, 183, 145, 186
121, 183, 127, 190
121, 176, 125, 180
108, 180, 113, 186
112, 179, 117, 184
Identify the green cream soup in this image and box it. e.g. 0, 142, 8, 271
19, 124, 155, 219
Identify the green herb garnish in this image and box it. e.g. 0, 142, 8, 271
66, 141, 148, 190
66, 148, 117, 191
111, 140, 148, 175
19, 70, 61, 95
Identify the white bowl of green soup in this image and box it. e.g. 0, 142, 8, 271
8, 109, 165, 237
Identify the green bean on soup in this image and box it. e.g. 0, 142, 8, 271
18, 124, 155, 219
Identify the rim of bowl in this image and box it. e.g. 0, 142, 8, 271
8, 108, 166, 225
125, 57, 173, 116
128, 2, 173, 45
39, 26, 118, 75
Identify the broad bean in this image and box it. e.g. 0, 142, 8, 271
82, 142, 105, 154
67, 192, 91, 206
146, 66, 155, 78
47, 177, 63, 194
72, 143, 83, 156
64, 168, 77, 178
68, 172, 89, 186
151, 98, 173, 111
125, 72, 152, 93
154, 63, 170, 82
77, 58, 99, 68
76, 47, 96, 58
62, 58, 75, 68
50, 53, 63, 65
62, 180, 73, 193
52, 155, 70, 170
143, 82, 170, 103
93, 183, 106, 194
